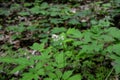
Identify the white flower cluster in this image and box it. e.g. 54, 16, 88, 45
52, 34, 64, 41
71, 8, 76, 13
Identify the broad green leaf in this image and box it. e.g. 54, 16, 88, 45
55, 53, 64, 63
45, 65, 54, 72
75, 10, 91, 17
44, 78, 52, 80
100, 35, 115, 42
55, 69, 62, 78
14, 58, 34, 66
40, 2, 49, 9
62, 71, 73, 80
10, 65, 26, 74
106, 46, 113, 53
30, 6, 40, 14
48, 72, 57, 79
68, 74, 82, 80
50, 18, 63, 24
21, 73, 38, 80
112, 44, 120, 56
0, 57, 15, 63
51, 27, 66, 34
67, 28, 82, 38
109, 54, 120, 60
35, 62, 43, 70
73, 41, 83, 46
107, 27, 120, 39
37, 69, 45, 76
55, 53, 66, 68
80, 42, 103, 54
83, 31, 92, 43
68, 19, 80, 25
114, 59, 120, 74
98, 20, 110, 27
30, 43, 44, 52
18, 11, 30, 16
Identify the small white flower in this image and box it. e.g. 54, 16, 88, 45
52, 34, 64, 41
71, 8, 76, 13
52, 34, 59, 41
81, 19, 87, 22
52, 34, 58, 39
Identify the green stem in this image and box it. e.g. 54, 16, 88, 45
105, 67, 114, 80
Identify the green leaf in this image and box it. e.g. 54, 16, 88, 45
50, 18, 63, 24
75, 10, 91, 18
100, 35, 115, 42
83, 31, 93, 43
40, 2, 49, 9
21, 73, 38, 80
0, 57, 15, 63
114, 58, 120, 74
30, 6, 40, 14
67, 28, 82, 38
51, 27, 66, 34
112, 44, 120, 56
107, 27, 120, 39
55, 70, 62, 78
44, 78, 53, 80
48, 72, 57, 79
55, 53, 64, 63
62, 71, 73, 80
68, 19, 80, 25
10, 65, 26, 74
14, 58, 34, 66
68, 74, 82, 80
37, 69, 45, 76
18, 11, 30, 16
73, 41, 83, 46
55, 53, 66, 68
30, 43, 44, 52
35, 62, 43, 69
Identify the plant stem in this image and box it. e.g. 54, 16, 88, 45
105, 67, 114, 80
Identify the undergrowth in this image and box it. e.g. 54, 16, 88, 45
0, 0, 120, 80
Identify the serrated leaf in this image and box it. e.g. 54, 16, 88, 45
37, 69, 45, 76
112, 44, 120, 56
0, 57, 15, 63
55, 70, 62, 78
62, 71, 73, 80
48, 72, 57, 79
14, 58, 34, 66
21, 73, 38, 80
10, 65, 26, 74
68, 74, 82, 80
55, 53, 66, 68
35, 62, 43, 70
67, 28, 82, 38
30, 43, 44, 52
44, 78, 53, 80
114, 59, 120, 74
100, 35, 115, 42
30, 6, 40, 14
107, 27, 120, 39
40, 2, 49, 9
18, 11, 30, 16
83, 31, 93, 43
68, 19, 80, 25
51, 27, 66, 34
